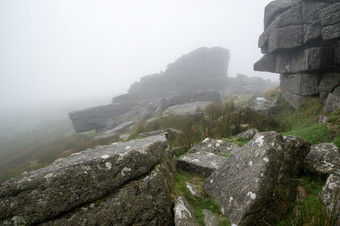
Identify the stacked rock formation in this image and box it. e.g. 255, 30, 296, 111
254, 0, 340, 111
129, 47, 230, 97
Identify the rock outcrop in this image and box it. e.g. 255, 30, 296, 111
174, 196, 199, 226
0, 135, 175, 225
189, 138, 239, 156
254, 0, 340, 111
203, 132, 310, 225
129, 47, 230, 97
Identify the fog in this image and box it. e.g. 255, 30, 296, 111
0, 0, 274, 117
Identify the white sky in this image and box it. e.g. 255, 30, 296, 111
0, 0, 275, 114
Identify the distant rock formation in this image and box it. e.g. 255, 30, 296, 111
129, 47, 230, 97
254, 0, 340, 111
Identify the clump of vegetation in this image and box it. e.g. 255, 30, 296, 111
173, 169, 229, 226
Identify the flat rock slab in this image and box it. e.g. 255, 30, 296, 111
174, 196, 199, 226
305, 143, 340, 175
41, 146, 175, 226
189, 138, 239, 156
94, 121, 134, 140
162, 101, 212, 117
0, 135, 168, 225
203, 209, 219, 226
177, 152, 228, 176
204, 132, 310, 226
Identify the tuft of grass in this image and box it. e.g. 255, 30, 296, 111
282, 124, 331, 145
223, 136, 249, 147
277, 176, 338, 226
173, 169, 230, 226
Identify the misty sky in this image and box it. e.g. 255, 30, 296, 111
0, 0, 275, 114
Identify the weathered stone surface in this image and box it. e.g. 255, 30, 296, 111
162, 101, 212, 117
203, 209, 219, 226
320, 2, 340, 26
186, 182, 203, 199
280, 73, 319, 96
189, 138, 239, 156
203, 132, 310, 225
264, 0, 293, 29
281, 91, 307, 109
41, 142, 175, 226
268, 25, 303, 53
94, 121, 134, 140
0, 135, 169, 225
323, 91, 340, 113
177, 152, 228, 176
251, 97, 270, 111
236, 128, 259, 140
69, 98, 161, 133
322, 23, 340, 40
138, 128, 183, 139
318, 115, 329, 124
318, 169, 340, 225
305, 143, 340, 175
174, 196, 199, 226
319, 73, 340, 103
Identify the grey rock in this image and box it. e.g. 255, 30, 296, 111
94, 121, 134, 140
280, 73, 319, 96
236, 128, 259, 140
0, 135, 169, 225
189, 138, 239, 156
305, 143, 340, 175
41, 142, 175, 226
320, 2, 340, 27
322, 23, 340, 40
302, 2, 330, 24
268, 25, 303, 53
319, 73, 340, 103
177, 152, 228, 176
318, 169, 340, 225
253, 54, 276, 72
138, 128, 183, 139
323, 92, 340, 113
111, 93, 141, 103
162, 101, 212, 117
186, 182, 203, 199
203, 209, 219, 226
318, 115, 329, 124
264, 0, 293, 29
303, 23, 322, 45
281, 90, 307, 109
203, 132, 310, 225
251, 97, 270, 111
174, 196, 199, 226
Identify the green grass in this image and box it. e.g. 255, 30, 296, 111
282, 124, 331, 145
277, 176, 338, 226
223, 136, 249, 147
173, 169, 230, 226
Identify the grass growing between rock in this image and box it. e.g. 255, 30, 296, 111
277, 176, 338, 226
173, 169, 230, 226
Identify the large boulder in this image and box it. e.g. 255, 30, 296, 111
162, 101, 212, 117
323, 87, 340, 113
235, 128, 259, 140
0, 135, 175, 225
203, 132, 310, 226
305, 143, 340, 175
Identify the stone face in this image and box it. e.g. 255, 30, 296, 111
186, 182, 203, 199
305, 143, 340, 175
320, 2, 340, 26
281, 90, 307, 109
41, 143, 175, 226
203, 132, 310, 226
177, 152, 228, 176
174, 196, 199, 226
318, 170, 340, 225
264, 0, 293, 29
168, 91, 220, 106
0, 135, 170, 225
280, 73, 319, 96
94, 121, 134, 140
319, 73, 340, 103
189, 138, 239, 156
268, 25, 303, 53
